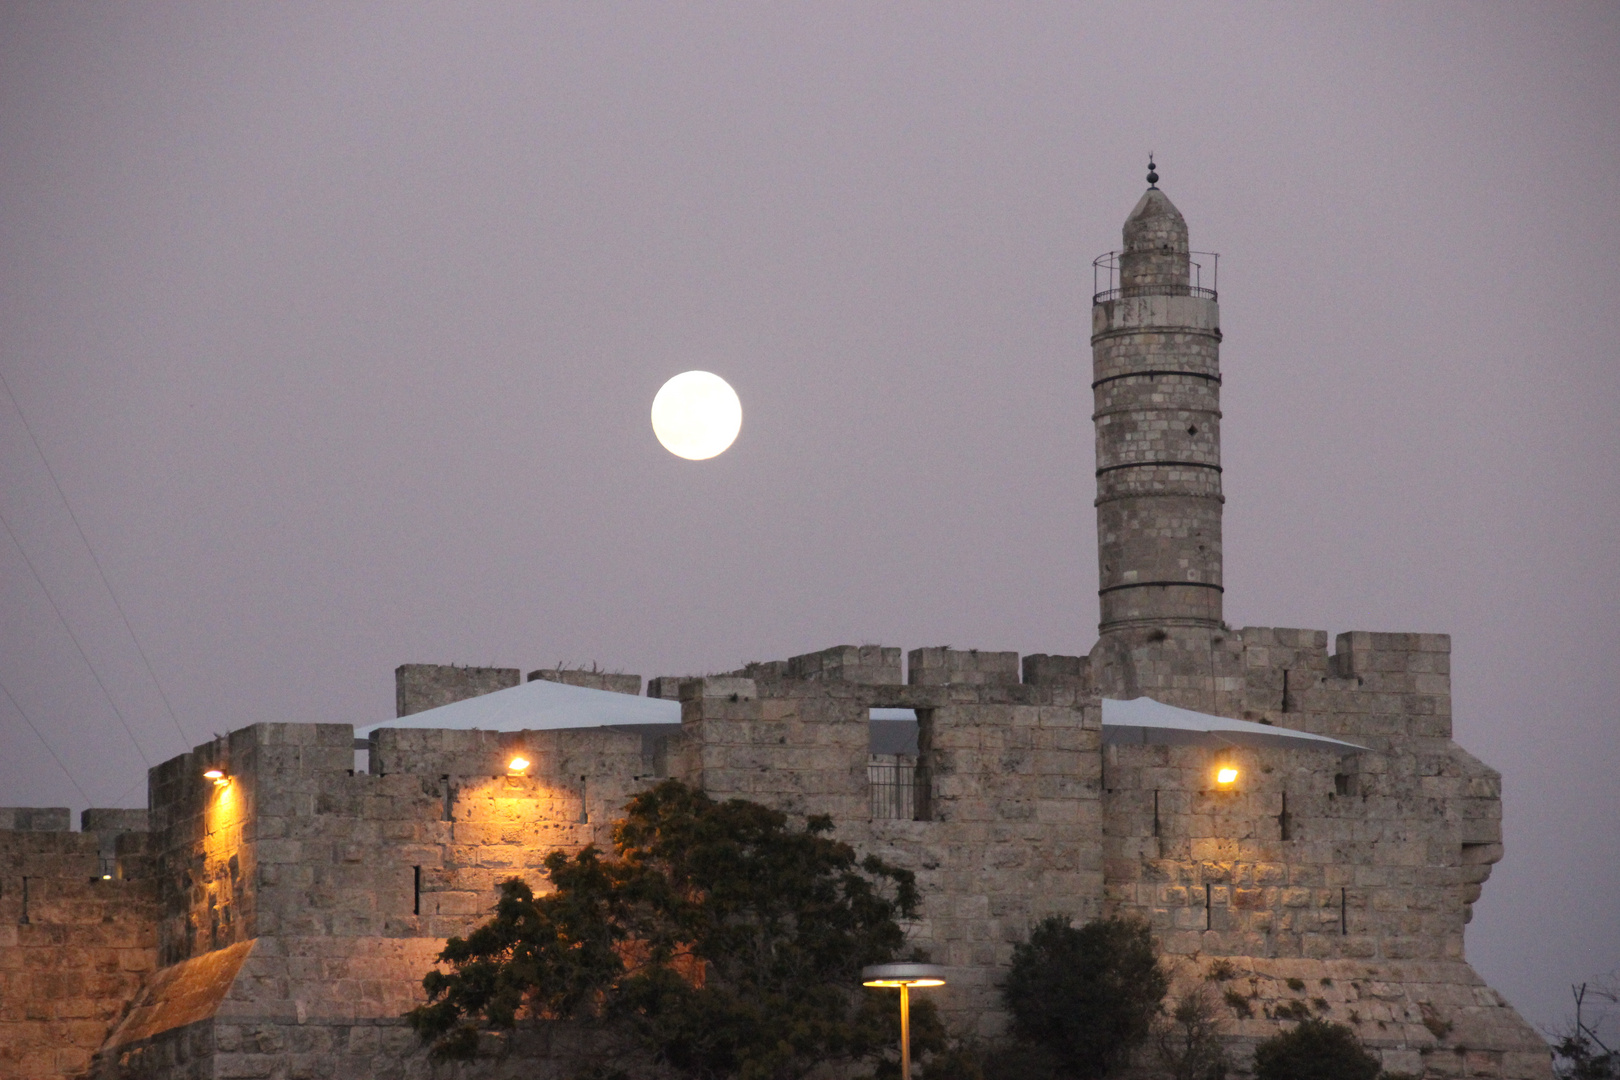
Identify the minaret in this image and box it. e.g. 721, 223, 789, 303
1088, 160, 1232, 709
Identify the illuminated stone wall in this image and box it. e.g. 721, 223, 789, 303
1099, 627, 1548, 1078
96, 715, 662, 1079
1, 635, 1550, 1080
0, 810, 155, 1080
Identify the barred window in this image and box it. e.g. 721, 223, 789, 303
868, 708, 932, 821
869, 754, 917, 820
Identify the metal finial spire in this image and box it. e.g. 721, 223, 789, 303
1146, 155, 1159, 188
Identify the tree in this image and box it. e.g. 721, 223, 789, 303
407, 780, 923, 1079
1252, 1018, 1380, 1080
1552, 978, 1618, 1080
1152, 983, 1228, 1080
1000, 915, 1169, 1080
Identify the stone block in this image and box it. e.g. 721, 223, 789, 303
81, 809, 150, 833
681, 677, 757, 702
909, 648, 1021, 686
0, 807, 71, 832
394, 664, 520, 718
646, 676, 687, 699
1022, 653, 1090, 688
787, 645, 903, 685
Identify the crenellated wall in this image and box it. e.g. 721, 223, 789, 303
670, 666, 1104, 1037
1098, 627, 1544, 1078
0, 810, 156, 1080
0, 642, 1546, 1080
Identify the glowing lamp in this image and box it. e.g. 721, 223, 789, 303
203, 769, 230, 787
1216, 767, 1238, 786
507, 756, 531, 773
861, 964, 947, 1080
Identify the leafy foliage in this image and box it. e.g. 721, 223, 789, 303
1152, 984, 1229, 1080
407, 780, 922, 1079
1252, 1019, 1381, 1080
1000, 915, 1168, 1080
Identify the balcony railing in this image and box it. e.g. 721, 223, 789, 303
1092, 250, 1219, 304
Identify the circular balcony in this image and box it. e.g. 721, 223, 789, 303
1092, 250, 1219, 304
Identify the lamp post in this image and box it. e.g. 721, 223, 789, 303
861, 963, 947, 1080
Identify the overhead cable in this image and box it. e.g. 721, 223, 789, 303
0, 672, 91, 803
0, 505, 152, 766
0, 369, 191, 753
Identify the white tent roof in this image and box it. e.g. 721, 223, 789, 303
355, 682, 1364, 755
1100, 696, 1366, 751
355, 676, 679, 738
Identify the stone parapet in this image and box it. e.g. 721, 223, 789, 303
907, 648, 1020, 686
395, 664, 520, 718
1022, 653, 1089, 689
786, 645, 903, 685
0, 807, 71, 832
526, 668, 642, 696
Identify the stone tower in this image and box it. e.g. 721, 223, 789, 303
1089, 162, 1238, 710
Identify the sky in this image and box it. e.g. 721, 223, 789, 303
1, 2, 1616, 1040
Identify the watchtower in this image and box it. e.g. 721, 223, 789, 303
1088, 161, 1237, 710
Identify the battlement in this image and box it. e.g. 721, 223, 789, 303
0, 811, 156, 1079
0, 625, 1535, 1080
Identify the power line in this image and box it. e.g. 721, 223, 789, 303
0, 505, 152, 766
0, 369, 190, 752
0, 671, 90, 804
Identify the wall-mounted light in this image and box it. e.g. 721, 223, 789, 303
507, 756, 530, 774
1215, 766, 1238, 787
203, 768, 231, 788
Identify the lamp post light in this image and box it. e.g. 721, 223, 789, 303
861, 963, 947, 1080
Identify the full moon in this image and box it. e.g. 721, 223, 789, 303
650, 371, 742, 460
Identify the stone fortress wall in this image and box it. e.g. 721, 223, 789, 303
0, 639, 1549, 1079
0, 175, 1552, 1079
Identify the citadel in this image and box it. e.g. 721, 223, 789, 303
0, 171, 1552, 1079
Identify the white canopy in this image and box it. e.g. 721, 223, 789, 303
1100, 696, 1366, 751
354, 676, 679, 739
355, 682, 1364, 755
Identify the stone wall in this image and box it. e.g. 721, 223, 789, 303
0, 810, 156, 1080
526, 668, 642, 696
0, 635, 1538, 1080
1100, 627, 1544, 1077
673, 663, 1104, 1035
94, 719, 672, 1079
395, 664, 520, 718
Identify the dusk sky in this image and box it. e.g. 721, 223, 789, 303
1, 3, 1615, 1038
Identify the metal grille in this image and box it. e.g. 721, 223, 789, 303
869, 755, 920, 820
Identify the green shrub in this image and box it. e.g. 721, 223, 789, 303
1001, 915, 1168, 1080
407, 780, 921, 1079
1253, 1018, 1381, 1080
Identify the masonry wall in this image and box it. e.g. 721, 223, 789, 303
674, 663, 1105, 1036
0, 811, 156, 1080
1100, 627, 1547, 1079
98, 719, 675, 1080
0, 637, 1538, 1080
